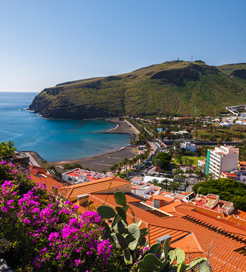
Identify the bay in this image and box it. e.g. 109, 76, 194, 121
0, 92, 130, 162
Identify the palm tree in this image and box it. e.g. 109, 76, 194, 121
132, 156, 138, 167
169, 181, 181, 193
162, 179, 169, 191
123, 158, 129, 171
195, 168, 203, 182
139, 153, 145, 163
109, 164, 117, 175
128, 159, 133, 170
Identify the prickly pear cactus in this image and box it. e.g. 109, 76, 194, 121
97, 192, 210, 272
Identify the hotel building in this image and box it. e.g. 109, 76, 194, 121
206, 145, 239, 179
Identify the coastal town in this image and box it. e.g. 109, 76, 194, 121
2, 105, 246, 271
1, 1, 246, 270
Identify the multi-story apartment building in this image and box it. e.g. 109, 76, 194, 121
206, 145, 239, 179
180, 141, 196, 153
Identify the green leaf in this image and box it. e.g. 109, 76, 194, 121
111, 233, 128, 249
159, 260, 169, 271
140, 228, 148, 237
128, 223, 140, 240
138, 236, 146, 247
125, 234, 135, 244
186, 258, 210, 271
112, 213, 122, 227
138, 260, 159, 272
114, 220, 127, 234
128, 223, 140, 250
116, 206, 127, 222
97, 205, 116, 219
138, 253, 161, 271
137, 220, 142, 228
128, 239, 138, 251
149, 243, 161, 256
122, 204, 129, 213
177, 262, 187, 272
176, 249, 185, 265
163, 239, 170, 258
143, 253, 162, 266
114, 191, 126, 206
168, 250, 176, 264
198, 264, 211, 272
124, 249, 133, 265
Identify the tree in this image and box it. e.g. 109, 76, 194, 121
195, 168, 203, 182
154, 152, 171, 170
169, 181, 181, 192
192, 178, 246, 211
123, 158, 129, 171
110, 164, 117, 174
0, 141, 17, 158
128, 159, 133, 170
161, 179, 169, 191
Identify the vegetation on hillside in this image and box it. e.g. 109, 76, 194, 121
193, 179, 246, 211
29, 61, 246, 119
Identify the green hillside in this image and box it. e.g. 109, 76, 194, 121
29, 61, 246, 119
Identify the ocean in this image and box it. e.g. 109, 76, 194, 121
0, 92, 130, 162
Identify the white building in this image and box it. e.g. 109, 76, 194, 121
206, 145, 239, 179
132, 183, 162, 199
180, 141, 196, 153
198, 159, 206, 174
62, 168, 111, 184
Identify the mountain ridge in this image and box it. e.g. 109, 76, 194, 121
29, 60, 246, 118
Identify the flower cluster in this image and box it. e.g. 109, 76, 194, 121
0, 161, 113, 271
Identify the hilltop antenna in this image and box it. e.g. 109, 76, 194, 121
191, 56, 193, 62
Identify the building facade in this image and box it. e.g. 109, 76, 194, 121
206, 145, 239, 179
180, 141, 196, 153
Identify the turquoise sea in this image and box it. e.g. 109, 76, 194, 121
0, 92, 130, 162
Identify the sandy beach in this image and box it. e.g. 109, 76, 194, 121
51, 118, 138, 172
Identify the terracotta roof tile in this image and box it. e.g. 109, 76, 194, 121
170, 233, 203, 253
72, 191, 246, 271
60, 177, 131, 199
152, 195, 175, 202
159, 201, 182, 213
30, 173, 64, 192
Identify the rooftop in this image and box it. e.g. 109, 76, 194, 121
63, 168, 112, 182
30, 166, 64, 192
60, 176, 131, 200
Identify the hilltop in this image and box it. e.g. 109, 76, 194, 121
29, 61, 246, 118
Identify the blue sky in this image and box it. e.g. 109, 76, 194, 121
0, 0, 245, 92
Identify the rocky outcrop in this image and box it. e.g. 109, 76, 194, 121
230, 69, 246, 79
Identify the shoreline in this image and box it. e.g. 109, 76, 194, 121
50, 118, 138, 171
51, 143, 133, 164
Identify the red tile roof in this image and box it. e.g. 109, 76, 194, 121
61, 177, 131, 199
152, 195, 175, 202
30, 173, 64, 192
83, 193, 246, 271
